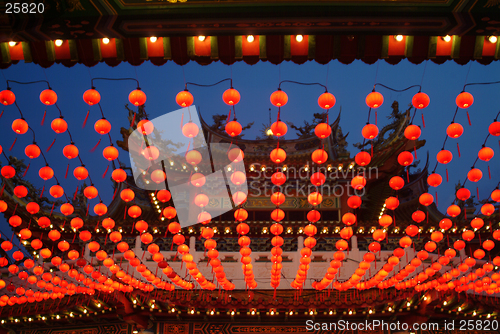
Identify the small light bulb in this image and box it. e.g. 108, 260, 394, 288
394, 35, 404, 42
55, 40, 63, 47
247, 35, 254, 43
443, 35, 451, 42
296, 35, 303, 42
198, 36, 206, 41
150, 36, 157, 43
9, 41, 17, 47
102, 38, 110, 44
489, 36, 498, 44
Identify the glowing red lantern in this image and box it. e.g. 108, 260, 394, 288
483, 240, 495, 252
12, 119, 28, 134
456, 92, 473, 108
489, 121, 500, 136
83, 88, 101, 105
369, 242, 380, 253
412, 92, 430, 109
311, 149, 328, 164
389, 176, 404, 190
49, 185, 64, 198
14, 185, 28, 198
0, 89, 15, 105
347, 196, 362, 209
40, 89, 57, 105
307, 210, 321, 223
446, 122, 463, 138
270, 89, 288, 107
60, 203, 74, 216
234, 208, 248, 221
0, 200, 7, 213
492, 189, 500, 202
190, 173, 205, 187
404, 125, 421, 140
385, 197, 399, 210
427, 173, 442, 187
447, 204, 461, 217
314, 123, 331, 139
271, 121, 287, 137
399, 236, 412, 248
94, 203, 108, 216
120, 189, 135, 202
135, 220, 148, 233
225, 120, 242, 137
270, 148, 287, 163
366, 91, 383, 108
233, 191, 247, 205
308, 192, 323, 206
419, 193, 434, 206
40, 248, 52, 259
151, 170, 166, 184
9, 216, 22, 227
362, 124, 379, 139
157, 190, 171, 202
481, 203, 495, 216
351, 175, 366, 190
110, 169, 126, 183
185, 150, 202, 165
271, 209, 285, 222
194, 194, 209, 207
26, 202, 40, 214
73, 166, 88, 180
310, 172, 325, 186
379, 214, 393, 227
51, 117, 67, 134
271, 172, 286, 186
222, 88, 240, 106
163, 206, 177, 219
436, 150, 453, 164
456, 188, 471, 201
439, 218, 452, 230
478, 147, 494, 161
63, 144, 79, 159
406, 225, 419, 237
94, 118, 111, 135
1, 165, 15, 179
128, 205, 142, 218
228, 147, 244, 162
462, 230, 475, 242
84, 186, 98, 199
412, 210, 425, 223
129, 89, 146, 106
25, 144, 41, 159
467, 168, 482, 182
182, 121, 199, 138
398, 151, 414, 166
103, 145, 119, 161
341, 212, 356, 226
37, 217, 50, 228
355, 151, 371, 166
318, 92, 336, 109
176, 90, 194, 107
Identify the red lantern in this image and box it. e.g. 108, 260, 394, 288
308, 192, 323, 206
26, 202, 40, 214
233, 191, 247, 205
440, 218, 452, 230
0, 200, 7, 213
271, 172, 286, 186
365, 91, 384, 108
483, 240, 495, 252
222, 88, 241, 106
94, 203, 108, 216
135, 220, 148, 233
51, 117, 67, 134
40, 89, 57, 105
151, 170, 166, 184
234, 208, 248, 221
163, 206, 177, 219
436, 149, 453, 164
385, 197, 399, 210
412, 210, 425, 223
478, 147, 494, 161
120, 189, 135, 202
355, 151, 371, 167
194, 194, 209, 207
342, 212, 356, 226
427, 173, 442, 187
369, 242, 381, 253
157, 190, 171, 202
63, 144, 79, 159
424, 241, 436, 252
347, 196, 362, 209
351, 175, 366, 190
471, 217, 484, 230
307, 210, 321, 223
406, 225, 419, 237
182, 121, 199, 138
79, 230, 92, 242
83, 88, 101, 105
419, 193, 434, 206
412, 92, 430, 109
103, 146, 119, 161
1, 165, 16, 179
60, 203, 74, 216
389, 176, 404, 190
379, 214, 393, 227
14, 185, 28, 198
129, 89, 146, 106
225, 120, 243, 137
467, 168, 482, 182
456, 188, 471, 201
128, 205, 142, 218
228, 147, 244, 163
270, 148, 287, 163
456, 92, 473, 109
489, 121, 500, 136
136, 119, 154, 136
49, 185, 64, 199
190, 173, 205, 187
12, 119, 28, 134
492, 189, 500, 202
311, 149, 328, 164
399, 236, 412, 248
111, 169, 126, 183
25, 144, 41, 159
37, 217, 50, 228
0, 89, 15, 105
176, 90, 194, 107
185, 150, 202, 165
446, 123, 464, 138
447, 205, 461, 217
84, 186, 98, 199
94, 118, 111, 135
73, 166, 88, 180
270, 89, 288, 107
462, 230, 475, 242
314, 123, 331, 139
318, 92, 336, 109
398, 151, 414, 166
362, 124, 379, 139
271, 121, 287, 137
481, 203, 495, 216
271, 192, 285, 206
404, 125, 421, 140
9, 216, 22, 227
310, 172, 325, 186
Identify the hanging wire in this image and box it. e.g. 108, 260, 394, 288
278, 80, 327, 91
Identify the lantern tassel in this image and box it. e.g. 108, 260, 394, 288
112, 187, 118, 200
102, 164, 109, 178
371, 142, 373, 157
375, 111, 377, 126
467, 111, 471, 126
414, 145, 417, 160
41, 110, 47, 126
89, 138, 101, 153
180, 113, 184, 130
65, 164, 69, 179
488, 165, 491, 179
0, 184, 5, 197
0, 110, 3, 119
226, 109, 232, 123
446, 168, 449, 182
50, 203, 55, 216
9, 137, 17, 151
457, 143, 461, 158
83, 110, 90, 128
73, 186, 79, 200
46, 138, 56, 152
477, 187, 480, 201
421, 113, 425, 128
22, 163, 30, 177
435, 191, 438, 206
40, 184, 45, 197
130, 112, 136, 128
407, 168, 409, 183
